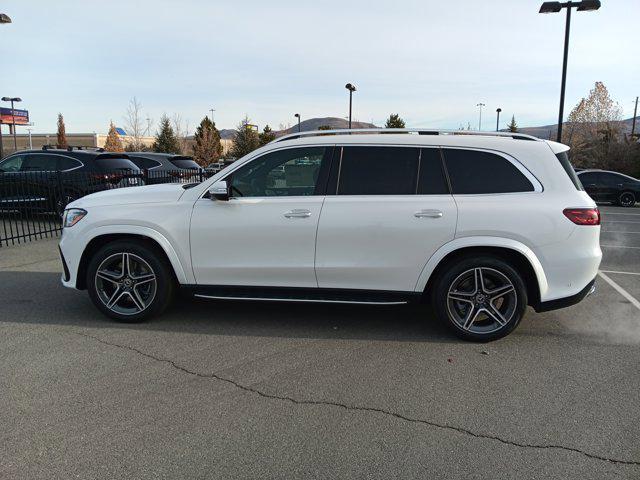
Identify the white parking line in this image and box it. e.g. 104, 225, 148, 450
600, 270, 640, 276
604, 221, 640, 224
601, 231, 640, 234
601, 244, 640, 249
598, 271, 640, 311
603, 212, 640, 216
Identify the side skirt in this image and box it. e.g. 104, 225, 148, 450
182, 285, 422, 306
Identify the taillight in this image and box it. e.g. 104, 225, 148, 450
563, 208, 600, 226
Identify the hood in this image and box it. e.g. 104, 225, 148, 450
69, 183, 187, 209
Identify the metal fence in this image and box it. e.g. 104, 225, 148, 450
0, 168, 219, 247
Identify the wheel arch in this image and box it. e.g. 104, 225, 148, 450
75, 227, 189, 290
416, 238, 548, 307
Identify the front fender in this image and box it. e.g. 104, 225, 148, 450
413, 236, 549, 299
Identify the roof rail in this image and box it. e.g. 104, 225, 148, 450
41, 145, 105, 152
274, 128, 540, 143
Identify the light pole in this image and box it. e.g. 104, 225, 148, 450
209, 108, 215, 122
345, 83, 356, 129
2, 97, 22, 151
27, 128, 33, 149
476, 103, 485, 131
294, 113, 301, 132
496, 108, 502, 132
539, 0, 601, 143
631, 96, 638, 139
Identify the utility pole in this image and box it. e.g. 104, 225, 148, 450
632, 96, 638, 138
476, 103, 486, 131
27, 128, 33, 149
496, 108, 502, 132
209, 108, 215, 122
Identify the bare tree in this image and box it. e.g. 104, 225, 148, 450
171, 114, 190, 155
124, 97, 146, 151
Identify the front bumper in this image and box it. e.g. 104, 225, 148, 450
533, 277, 596, 313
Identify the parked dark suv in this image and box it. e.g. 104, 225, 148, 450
0, 147, 142, 215
126, 153, 201, 184
577, 169, 640, 207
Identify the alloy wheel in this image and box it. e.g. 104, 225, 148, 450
446, 267, 518, 335
94, 252, 157, 316
619, 192, 635, 207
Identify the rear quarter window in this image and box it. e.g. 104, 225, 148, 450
442, 149, 535, 194
170, 157, 200, 169
555, 151, 584, 191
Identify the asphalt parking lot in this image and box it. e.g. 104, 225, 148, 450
1, 205, 639, 479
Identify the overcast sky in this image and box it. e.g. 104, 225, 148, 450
3, 0, 639, 134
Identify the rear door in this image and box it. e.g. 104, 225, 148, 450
315, 145, 457, 292
578, 172, 603, 201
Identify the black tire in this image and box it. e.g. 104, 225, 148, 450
431, 255, 528, 342
618, 191, 636, 208
86, 240, 175, 323
55, 190, 80, 217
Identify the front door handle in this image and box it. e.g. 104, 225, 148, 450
284, 209, 312, 218
415, 209, 443, 218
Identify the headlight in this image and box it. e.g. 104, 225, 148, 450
63, 208, 87, 228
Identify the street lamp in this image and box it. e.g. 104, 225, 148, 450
0, 13, 11, 24
476, 103, 485, 131
2, 97, 22, 151
209, 108, 215, 122
539, 0, 601, 143
345, 83, 356, 129
496, 108, 502, 132
294, 113, 301, 132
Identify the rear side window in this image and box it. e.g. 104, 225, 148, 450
556, 151, 583, 191
577, 172, 599, 185
442, 149, 534, 194
418, 148, 449, 194
94, 156, 139, 171
338, 146, 419, 195
129, 156, 162, 169
170, 157, 200, 169
22, 154, 58, 171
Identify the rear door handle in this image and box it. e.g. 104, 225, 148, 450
284, 209, 312, 218
415, 209, 443, 218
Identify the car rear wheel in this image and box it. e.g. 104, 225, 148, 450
432, 256, 528, 342
618, 191, 636, 208
86, 240, 175, 322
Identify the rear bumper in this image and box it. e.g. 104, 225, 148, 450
533, 277, 596, 313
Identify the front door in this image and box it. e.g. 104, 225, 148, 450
190, 146, 333, 287
315, 146, 457, 292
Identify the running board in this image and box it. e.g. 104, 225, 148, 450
184, 285, 421, 305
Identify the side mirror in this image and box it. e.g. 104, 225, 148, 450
208, 180, 230, 201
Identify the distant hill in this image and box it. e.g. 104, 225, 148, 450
513, 117, 637, 140
218, 117, 378, 141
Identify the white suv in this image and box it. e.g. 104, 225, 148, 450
59, 129, 601, 341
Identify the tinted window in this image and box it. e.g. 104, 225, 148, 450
170, 157, 200, 169
556, 151, 583, 191
443, 149, 534, 194
129, 156, 162, 169
231, 147, 326, 197
338, 146, 419, 195
22, 154, 57, 171
577, 172, 599, 185
94, 156, 139, 171
600, 173, 627, 186
418, 148, 449, 194
0, 154, 25, 172
57, 156, 82, 171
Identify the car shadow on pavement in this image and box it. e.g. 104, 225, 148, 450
0, 271, 458, 344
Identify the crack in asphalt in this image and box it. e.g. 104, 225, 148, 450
76, 332, 640, 467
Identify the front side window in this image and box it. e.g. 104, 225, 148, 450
443, 149, 535, 194
230, 147, 327, 197
0, 154, 26, 172
600, 173, 626, 186
338, 146, 420, 195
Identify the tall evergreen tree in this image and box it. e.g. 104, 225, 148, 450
385, 114, 406, 129
192, 116, 223, 166
152, 114, 181, 154
258, 125, 276, 146
104, 121, 124, 152
507, 115, 518, 133
57, 113, 67, 148
230, 116, 260, 158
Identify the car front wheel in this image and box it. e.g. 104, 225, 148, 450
86, 240, 175, 322
432, 256, 528, 342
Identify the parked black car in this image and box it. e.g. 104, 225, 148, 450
0, 147, 142, 215
577, 169, 640, 207
126, 152, 202, 184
